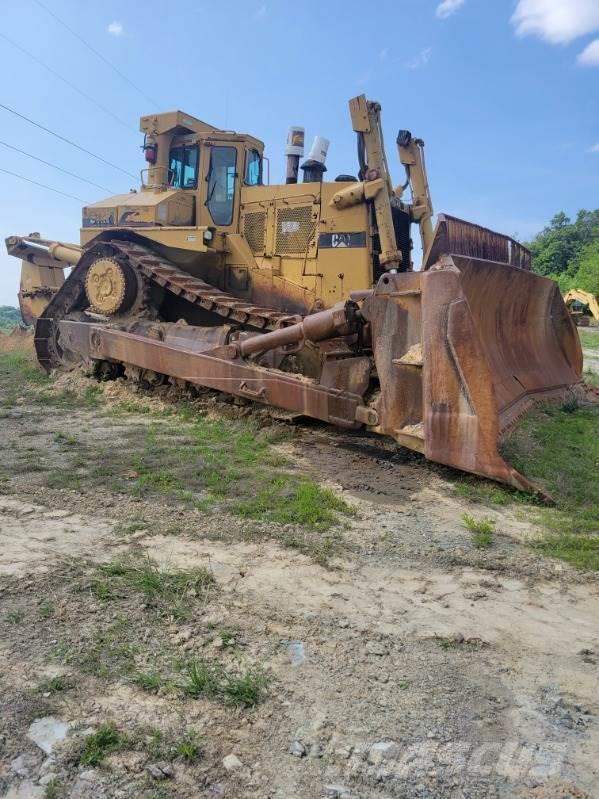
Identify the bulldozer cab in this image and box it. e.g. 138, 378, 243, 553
138, 110, 265, 233
81, 111, 265, 238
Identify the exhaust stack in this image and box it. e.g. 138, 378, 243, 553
301, 136, 329, 183
285, 126, 305, 184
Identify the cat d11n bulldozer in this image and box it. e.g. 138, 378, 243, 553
5, 95, 585, 491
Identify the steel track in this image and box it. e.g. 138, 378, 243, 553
35, 239, 292, 371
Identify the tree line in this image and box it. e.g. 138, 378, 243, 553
0, 305, 22, 330
526, 209, 599, 295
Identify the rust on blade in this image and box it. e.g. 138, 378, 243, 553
424, 214, 532, 271
362, 258, 584, 492
452, 255, 582, 432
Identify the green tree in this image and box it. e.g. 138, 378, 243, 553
574, 240, 599, 295
527, 209, 599, 288
0, 306, 22, 330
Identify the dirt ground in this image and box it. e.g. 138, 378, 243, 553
0, 353, 598, 799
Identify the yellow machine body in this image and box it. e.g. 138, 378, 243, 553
77, 106, 378, 316
5, 96, 589, 493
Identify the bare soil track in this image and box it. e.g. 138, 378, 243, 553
0, 349, 598, 799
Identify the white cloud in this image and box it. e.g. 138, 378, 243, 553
379, 47, 389, 61
578, 37, 599, 65
436, 0, 465, 20
107, 21, 124, 36
588, 143, 599, 153
511, 0, 599, 45
406, 47, 432, 69
256, 4, 267, 17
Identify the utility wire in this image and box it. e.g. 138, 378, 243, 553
0, 140, 115, 194
0, 31, 134, 132
0, 102, 137, 179
32, 0, 159, 108
0, 167, 88, 203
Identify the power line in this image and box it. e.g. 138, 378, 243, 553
32, 0, 159, 108
0, 167, 88, 203
0, 31, 134, 132
0, 102, 137, 179
0, 140, 115, 194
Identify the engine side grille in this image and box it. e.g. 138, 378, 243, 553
243, 211, 266, 254
275, 206, 315, 256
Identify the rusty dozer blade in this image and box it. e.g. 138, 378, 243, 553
362, 214, 584, 492
423, 213, 532, 271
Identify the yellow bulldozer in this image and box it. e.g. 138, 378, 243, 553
5, 95, 586, 491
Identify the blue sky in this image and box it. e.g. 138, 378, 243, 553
0, 0, 598, 305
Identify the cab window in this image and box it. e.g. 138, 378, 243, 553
206, 146, 237, 225
245, 149, 262, 186
169, 145, 199, 189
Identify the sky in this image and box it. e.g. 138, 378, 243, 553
0, 0, 598, 306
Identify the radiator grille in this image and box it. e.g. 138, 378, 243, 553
243, 211, 266, 253
275, 206, 315, 255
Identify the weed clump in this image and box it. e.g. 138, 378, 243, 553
184, 659, 267, 707
93, 559, 214, 602
79, 723, 122, 766
462, 513, 495, 549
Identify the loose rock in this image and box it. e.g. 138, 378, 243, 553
146, 762, 174, 780
222, 754, 243, 771
365, 640, 387, 656
288, 740, 307, 757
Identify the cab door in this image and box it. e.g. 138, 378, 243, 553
197, 142, 244, 232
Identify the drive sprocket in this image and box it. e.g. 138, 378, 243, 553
84, 256, 140, 315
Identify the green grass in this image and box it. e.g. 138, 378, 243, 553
579, 329, 599, 351
534, 533, 599, 570
456, 479, 533, 507
217, 628, 236, 645
174, 732, 202, 762
113, 518, 148, 536
221, 665, 267, 707
0, 351, 104, 411
53, 431, 78, 446
79, 723, 122, 766
133, 671, 163, 693
97, 415, 351, 535
0, 351, 49, 385
38, 675, 74, 694
235, 478, 353, 530
583, 368, 599, 387
95, 559, 214, 602
38, 602, 53, 619
462, 513, 495, 548
501, 402, 599, 569
184, 659, 267, 707
71, 618, 140, 679
0, 345, 352, 565
185, 659, 220, 698
43, 778, 65, 799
